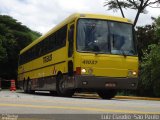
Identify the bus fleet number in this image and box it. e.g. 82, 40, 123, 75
82, 60, 98, 65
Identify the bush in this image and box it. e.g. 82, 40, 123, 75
139, 44, 160, 97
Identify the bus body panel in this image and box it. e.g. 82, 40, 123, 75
17, 13, 138, 95
74, 52, 138, 77
18, 47, 68, 90
74, 76, 138, 90
73, 52, 138, 90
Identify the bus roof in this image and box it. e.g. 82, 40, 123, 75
20, 13, 132, 54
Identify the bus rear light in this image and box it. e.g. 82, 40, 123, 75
76, 67, 81, 75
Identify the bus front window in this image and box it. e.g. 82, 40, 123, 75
109, 22, 135, 55
77, 19, 110, 53
77, 19, 136, 55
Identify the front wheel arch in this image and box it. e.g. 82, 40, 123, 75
56, 72, 74, 97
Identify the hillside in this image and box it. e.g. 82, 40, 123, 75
0, 15, 41, 79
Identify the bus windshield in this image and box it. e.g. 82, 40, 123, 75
77, 19, 136, 55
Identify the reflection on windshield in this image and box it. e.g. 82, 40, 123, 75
77, 19, 136, 56
109, 22, 135, 55
77, 19, 109, 53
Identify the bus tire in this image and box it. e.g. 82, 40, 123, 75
56, 74, 74, 97
97, 90, 117, 99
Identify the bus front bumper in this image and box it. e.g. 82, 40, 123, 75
74, 75, 138, 90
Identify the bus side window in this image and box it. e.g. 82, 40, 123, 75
68, 24, 74, 57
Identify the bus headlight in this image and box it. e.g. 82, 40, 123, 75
132, 71, 137, 76
81, 68, 93, 75
81, 68, 86, 73
128, 70, 137, 77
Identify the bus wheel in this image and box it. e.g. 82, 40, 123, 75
97, 90, 117, 99
56, 74, 74, 97
24, 80, 28, 93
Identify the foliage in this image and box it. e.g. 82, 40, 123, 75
139, 44, 160, 97
154, 17, 160, 39
136, 24, 159, 60
104, 0, 160, 27
136, 16, 160, 97
0, 36, 7, 63
0, 15, 41, 79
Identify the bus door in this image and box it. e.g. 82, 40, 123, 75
68, 23, 74, 57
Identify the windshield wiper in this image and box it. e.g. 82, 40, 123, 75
121, 49, 127, 58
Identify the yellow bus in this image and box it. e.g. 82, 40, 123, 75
18, 13, 138, 99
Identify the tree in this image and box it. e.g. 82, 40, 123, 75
0, 15, 41, 80
136, 16, 160, 60
136, 24, 159, 60
104, 0, 160, 27
137, 16, 160, 97
139, 44, 160, 97
154, 17, 160, 39
0, 37, 7, 63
